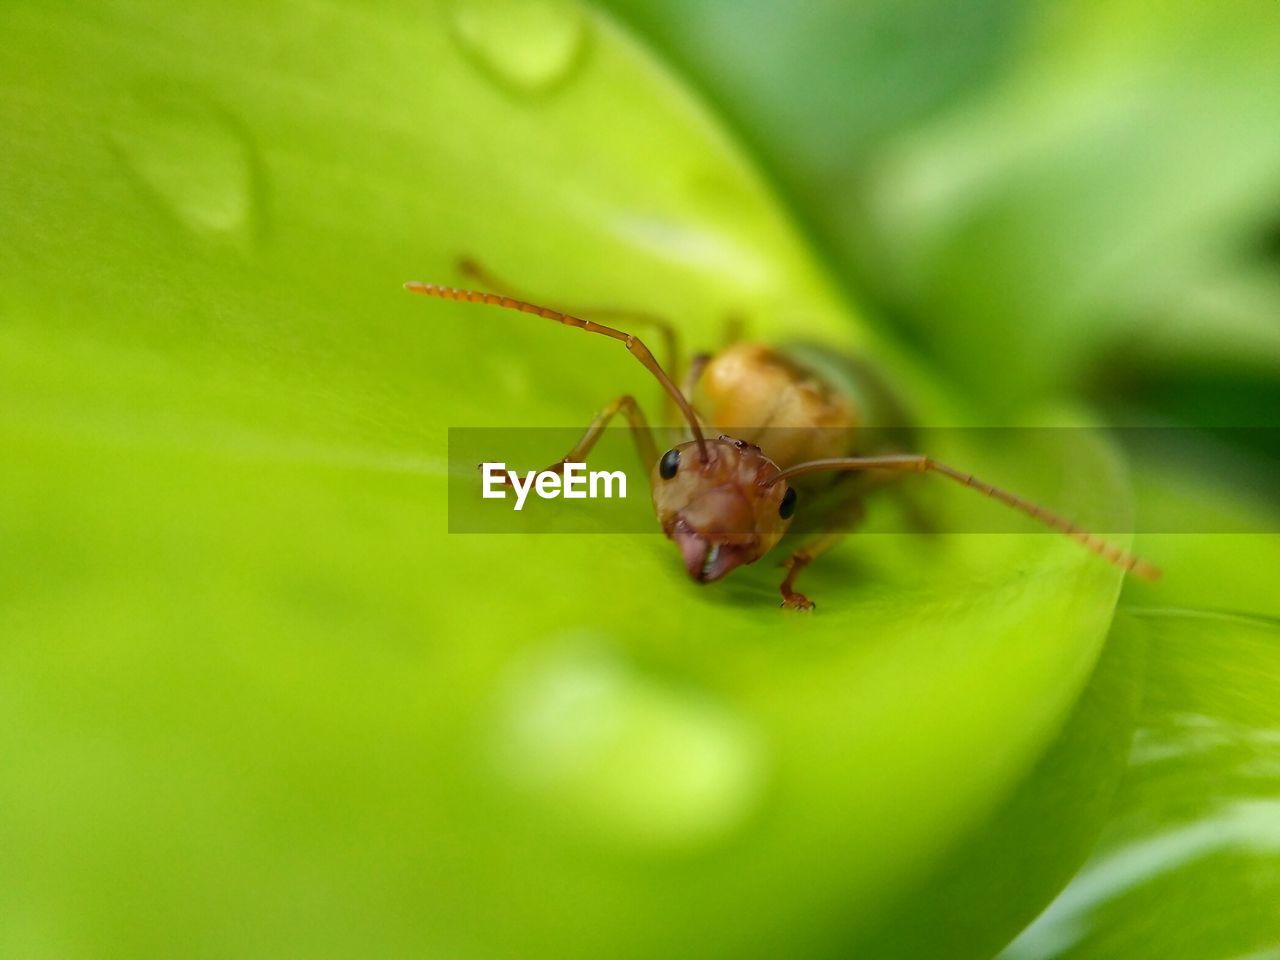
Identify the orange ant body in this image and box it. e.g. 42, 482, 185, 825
407, 263, 1159, 609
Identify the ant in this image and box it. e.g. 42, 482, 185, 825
407, 261, 1159, 610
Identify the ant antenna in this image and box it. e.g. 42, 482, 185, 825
405, 281, 708, 460
768, 454, 1160, 581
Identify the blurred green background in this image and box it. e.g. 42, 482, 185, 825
1, 1, 1277, 957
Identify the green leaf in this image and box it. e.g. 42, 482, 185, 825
602, 0, 1038, 195
865, 0, 1280, 401
0, 1, 1140, 956
1002, 609, 1280, 960
847, 612, 1148, 959
784, 445, 1280, 959
1121, 452, 1280, 620
602, 0, 1280, 405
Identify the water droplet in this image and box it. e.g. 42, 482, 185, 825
111, 86, 261, 243
449, 0, 588, 96
489, 641, 767, 853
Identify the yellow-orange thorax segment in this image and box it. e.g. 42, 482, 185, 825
693, 343, 858, 469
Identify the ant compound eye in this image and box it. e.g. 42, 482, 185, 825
779, 486, 798, 519
659, 448, 681, 480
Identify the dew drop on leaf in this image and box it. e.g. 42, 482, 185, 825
488, 641, 767, 853
448, 0, 588, 96
110, 86, 261, 243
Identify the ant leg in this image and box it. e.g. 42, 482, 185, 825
528, 394, 659, 478
779, 500, 865, 611
677, 317, 739, 430
681, 352, 711, 405
769, 455, 1160, 581
722, 312, 746, 349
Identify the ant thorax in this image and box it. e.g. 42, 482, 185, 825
694, 343, 859, 469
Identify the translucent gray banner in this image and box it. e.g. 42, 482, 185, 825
447, 427, 1279, 534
